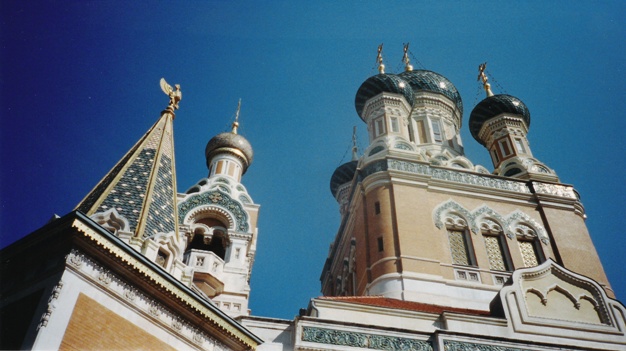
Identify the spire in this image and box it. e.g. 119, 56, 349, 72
76, 79, 181, 240
402, 43, 413, 72
376, 44, 385, 74
231, 98, 242, 134
478, 62, 494, 97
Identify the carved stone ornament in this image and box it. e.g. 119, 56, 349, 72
98, 270, 113, 286
66, 250, 85, 268
506, 210, 549, 245
433, 200, 478, 234
178, 189, 249, 232
384, 159, 530, 194
69, 219, 254, 349
37, 280, 64, 330
444, 339, 530, 351
432, 201, 548, 244
301, 326, 432, 351
123, 287, 138, 302
533, 182, 576, 199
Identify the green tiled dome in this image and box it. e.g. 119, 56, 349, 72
398, 70, 463, 115
355, 74, 414, 120
469, 94, 530, 145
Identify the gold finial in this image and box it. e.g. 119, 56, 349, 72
403, 43, 413, 72
376, 44, 385, 74
477, 62, 494, 97
231, 98, 242, 134
160, 78, 182, 111
351, 126, 358, 161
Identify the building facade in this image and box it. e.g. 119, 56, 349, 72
239, 49, 626, 350
0, 87, 262, 350
1, 50, 625, 351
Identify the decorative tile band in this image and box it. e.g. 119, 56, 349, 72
444, 339, 530, 351
302, 326, 432, 351
389, 159, 530, 194
178, 190, 249, 231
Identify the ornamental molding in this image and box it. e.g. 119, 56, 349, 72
472, 206, 508, 237
178, 189, 250, 232
506, 210, 549, 245
443, 339, 530, 351
69, 219, 257, 349
532, 182, 576, 199
90, 208, 130, 234
516, 260, 611, 325
37, 280, 64, 330
432, 202, 549, 245
301, 326, 432, 351
384, 159, 530, 194
64, 249, 228, 351
433, 200, 477, 234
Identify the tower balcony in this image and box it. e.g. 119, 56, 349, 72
184, 249, 225, 298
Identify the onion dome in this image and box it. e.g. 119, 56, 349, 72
469, 94, 531, 145
330, 160, 358, 197
355, 74, 414, 120
205, 132, 254, 172
398, 70, 463, 115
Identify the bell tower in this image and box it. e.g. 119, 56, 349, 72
177, 101, 259, 317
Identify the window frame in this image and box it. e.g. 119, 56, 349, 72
447, 228, 476, 267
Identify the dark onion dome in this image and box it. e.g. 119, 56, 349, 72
355, 74, 414, 120
398, 69, 463, 115
205, 132, 254, 171
469, 94, 531, 145
330, 160, 358, 197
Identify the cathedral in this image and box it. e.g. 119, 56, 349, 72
1, 46, 625, 351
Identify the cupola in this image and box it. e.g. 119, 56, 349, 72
469, 63, 557, 181
205, 100, 254, 181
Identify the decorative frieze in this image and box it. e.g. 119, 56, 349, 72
444, 339, 531, 351
64, 249, 228, 351
384, 159, 531, 194
301, 326, 432, 351
532, 182, 576, 199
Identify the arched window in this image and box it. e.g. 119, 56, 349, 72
478, 219, 511, 271
483, 233, 511, 271
448, 228, 475, 266
515, 224, 544, 267
433, 201, 476, 267
186, 218, 230, 260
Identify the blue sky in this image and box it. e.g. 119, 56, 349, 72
1, 1, 624, 319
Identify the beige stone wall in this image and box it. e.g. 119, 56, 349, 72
60, 293, 175, 351
542, 206, 612, 297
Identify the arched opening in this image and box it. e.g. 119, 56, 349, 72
186, 217, 229, 260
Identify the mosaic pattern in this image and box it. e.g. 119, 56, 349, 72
95, 148, 156, 232
444, 340, 530, 351
143, 155, 175, 238
76, 140, 147, 215
484, 235, 507, 271
77, 115, 178, 239
178, 190, 249, 232
448, 230, 471, 266
302, 327, 432, 351
519, 241, 539, 267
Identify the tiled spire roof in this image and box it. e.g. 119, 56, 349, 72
75, 110, 179, 239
